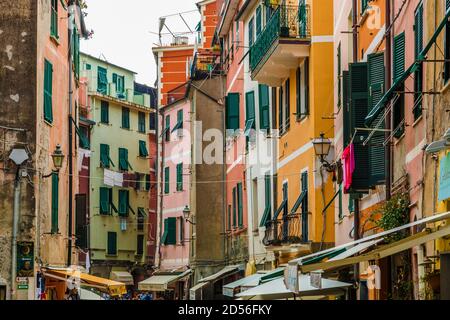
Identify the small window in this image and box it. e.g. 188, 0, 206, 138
139, 140, 149, 157
107, 232, 117, 255
118, 190, 129, 217
122, 107, 130, 129
138, 112, 146, 133
97, 66, 108, 94
164, 167, 170, 194
44, 60, 53, 123
100, 100, 109, 124
50, 0, 58, 38
137, 234, 144, 255
51, 173, 59, 234
176, 163, 183, 191
118, 148, 132, 171
85, 63, 91, 70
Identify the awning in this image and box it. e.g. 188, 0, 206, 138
199, 265, 240, 283
223, 273, 265, 297
259, 267, 285, 283
138, 269, 191, 291
79, 287, 105, 300
299, 224, 450, 274
236, 275, 352, 300
190, 281, 209, 300
327, 238, 384, 262
43, 268, 127, 297
110, 271, 134, 285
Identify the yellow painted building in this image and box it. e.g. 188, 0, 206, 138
239, 0, 335, 263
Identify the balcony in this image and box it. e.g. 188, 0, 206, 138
262, 212, 308, 247
249, 3, 311, 87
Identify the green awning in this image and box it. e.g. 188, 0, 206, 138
301, 248, 347, 265
259, 267, 284, 284
365, 6, 450, 126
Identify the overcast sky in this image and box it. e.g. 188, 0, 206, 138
81, 0, 200, 87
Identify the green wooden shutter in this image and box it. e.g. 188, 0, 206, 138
44, 60, 53, 123
337, 42, 342, 108
249, 17, 254, 47
296, 67, 302, 120
73, 27, 80, 79
138, 112, 146, 133
51, 173, 59, 233
278, 86, 283, 129
245, 91, 256, 135
285, 79, 290, 127
137, 234, 144, 255
226, 93, 240, 131
260, 174, 272, 227
304, 58, 310, 115
145, 174, 151, 191
107, 232, 117, 255
100, 144, 110, 168
166, 217, 177, 245
177, 109, 184, 129
176, 163, 183, 191
101, 101, 109, 123
118, 190, 129, 217
50, 0, 58, 37
342, 71, 351, 147
97, 66, 108, 94
165, 115, 171, 141
368, 53, 386, 186
99, 187, 110, 215
122, 107, 130, 129
414, 3, 424, 120
445, 0, 450, 83
258, 84, 270, 130
256, 6, 262, 37
237, 183, 243, 228
112, 73, 118, 91
119, 148, 129, 171
164, 167, 170, 194
393, 32, 405, 81
232, 187, 237, 228
349, 62, 370, 192
139, 140, 148, 157
161, 219, 169, 244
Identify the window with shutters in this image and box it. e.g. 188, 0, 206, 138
300, 172, 308, 242
226, 93, 240, 133
138, 112, 146, 133
171, 109, 184, 134
393, 32, 405, 138
164, 167, 170, 194
118, 190, 129, 217
51, 173, 59, 234
236, 21, 240, 52
176, 163, 183, 191
361, 0, 369, 13
164, 115, 171, 142
444, 0, 450, 84
99, 187, 111, 215
368, 53, 386, 186
122, 107, 130, 129
295, 60, 309, 121
414, 2, 424, 120
177, 217, 184, 245
100, 144, 114, 168
349, 62, 370, 192
139, 140, 149, 157
145, 174, 151, 191
337, 42, 342, 109
107, 232, 117, 255
343, 71, 351, 147
256, 6, 262, 38
100, 101, 109, 124
232, 187, 237, 228
296, 67, 302, 121
78, 126, 90, 149
44, 60, 53, 123
118, 148, 132, 171
237, 183, 244, 228
280, 79, 290, 135
137, 234, 144, 255
138, 208, 145, 231
50, 0, 58, 38
249, 17, 255, 47
258, 85, 270, 131
245, 91, 256, 137
97, 66, 108, 94
260, 174, 272, 227
162, 218, 176, 245
113, 74, 125, 96
73, 27, 80, 79
227, 205, 232, 231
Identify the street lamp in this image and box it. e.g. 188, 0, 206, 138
312, 132, 334, 171
183, 205, 196, 225
43, 144, 65, 178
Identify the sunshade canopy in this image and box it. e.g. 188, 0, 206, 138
223, 273, 264, 297
138, 269, 191, 291
198, 265, 240, 283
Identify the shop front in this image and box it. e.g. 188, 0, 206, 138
138, 269, 191, 300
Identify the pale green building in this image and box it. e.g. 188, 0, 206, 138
79, 53, 156, 285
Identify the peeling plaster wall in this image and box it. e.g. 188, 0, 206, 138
0, 0, 38, 298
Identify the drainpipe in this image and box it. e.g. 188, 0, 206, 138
11, 168, 21, 299
385, 0, 392, 202
352, 0, 360, 299
68, 23, 74, 267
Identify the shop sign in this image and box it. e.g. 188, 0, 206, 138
17, 242, 34, 277
16, 277, 29, 290
284, 262, 299, 294
439, 153, 450, 202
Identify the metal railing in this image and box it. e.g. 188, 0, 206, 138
262, 212, 305, 246
249, 3, 311, 72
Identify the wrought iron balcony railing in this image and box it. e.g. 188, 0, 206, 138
262, 212, 307, 246
249, 3, 311, 72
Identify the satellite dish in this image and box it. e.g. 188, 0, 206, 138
9, 149, 29, 165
